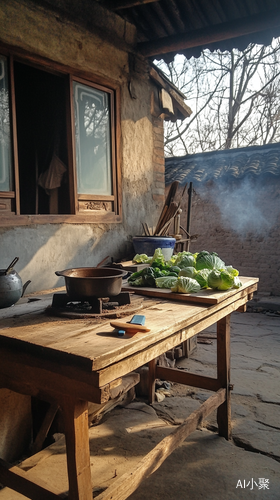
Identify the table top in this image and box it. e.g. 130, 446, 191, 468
0, 277, 258, 375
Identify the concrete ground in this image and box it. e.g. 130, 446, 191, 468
0, 298, 279, 499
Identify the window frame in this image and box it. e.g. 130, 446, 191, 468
0, 44, 122, 226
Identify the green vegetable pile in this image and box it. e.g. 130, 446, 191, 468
128, 248, 242, 294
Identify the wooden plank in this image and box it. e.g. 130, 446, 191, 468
122, 284, 219, 304
0, 211, 122, 226
0, 302, 207, 372
148, 359, 156, 404
122, 277, 259, 305
156, 366, 220, 392
0, 279, 258, 377
0, 347, 109, 404
0, 297, 53, 319
60, 398, 92, 500
88, 372, 140, 424
30, 403, 59, 455
138, 8, 280, 57
0, 458, 64, 500
94, 389, 226, 500
0, 286, 245, 393
44, 282, 257, 374
217, 315, 231, 440
121, 261, 150, 272
237, 304, 246, 312
104, 0, 160, 10
9, 56, 20, 215
96, 290, 256, 386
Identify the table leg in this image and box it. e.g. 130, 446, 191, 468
60, 398, 92, 500
217, 315, 232, 440
148, 359, 157, 404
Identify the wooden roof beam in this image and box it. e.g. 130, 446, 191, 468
149, 66, 192, 119
102, 0, 160, 11
138, 8, 280, 57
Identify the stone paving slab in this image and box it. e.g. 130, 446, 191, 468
232, 419, 280, 461
157, 310, 280, 472
129, 429, 280, 500
248, 294, 280, 312
1, 402, 279, 500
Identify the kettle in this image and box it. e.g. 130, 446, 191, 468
0, 257, 31, 309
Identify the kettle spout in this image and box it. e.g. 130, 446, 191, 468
21, 280, 31, 297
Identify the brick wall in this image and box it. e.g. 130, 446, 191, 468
167, 177, 280, 296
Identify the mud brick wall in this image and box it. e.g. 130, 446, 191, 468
168, 177, 280, 296
152, 117, 166, 206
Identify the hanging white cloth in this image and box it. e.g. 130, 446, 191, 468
38, 153, 67, 194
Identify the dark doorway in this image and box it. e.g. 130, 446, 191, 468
14, 62, 70, 214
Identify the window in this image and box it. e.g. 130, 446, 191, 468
74, 82, 112, 196
0, 49, 121, 224
0, 56, 12, 193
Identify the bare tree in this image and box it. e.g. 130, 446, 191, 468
155, 38, 280, 156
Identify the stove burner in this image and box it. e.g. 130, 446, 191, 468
46, 292, 143, 318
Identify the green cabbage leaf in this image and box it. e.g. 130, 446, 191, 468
208, 269, 235, 290
196, 251, 225, 271
132, 254, 152, 264
225, 266, 239, 277
179, 267, 197, 279
155, 276, 179, 289
233, 276, 243, 288
171, 277, 201, 294
175, 253, 196, 269
195, 268, 212, 289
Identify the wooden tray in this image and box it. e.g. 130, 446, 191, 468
121, 261, 150, 272
122, 277, 259, 305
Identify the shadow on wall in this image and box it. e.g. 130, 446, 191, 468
0, 224, 133, 293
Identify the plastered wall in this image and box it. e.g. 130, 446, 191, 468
0, 0, 164, 293
0, 0, 166, 462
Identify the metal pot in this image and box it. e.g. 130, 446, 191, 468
0, 258, 31, 309
55, 267, 127, 299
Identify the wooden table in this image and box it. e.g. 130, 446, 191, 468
0, 277, 258, 500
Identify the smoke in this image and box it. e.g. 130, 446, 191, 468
206, 177, 279, 234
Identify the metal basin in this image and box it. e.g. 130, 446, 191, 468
55, 267, 127, 299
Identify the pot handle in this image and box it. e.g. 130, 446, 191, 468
55, 271, 64, 276
5, 257, 19, 275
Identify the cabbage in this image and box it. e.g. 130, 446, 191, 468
151, 248, 165, 267
233, 276, 243, 288
195, 269, 212, 288
175, 253, 196, 269
155, 276, 178, 289
132, 248, 241, 293
128, 277, 145, 286
179, 267, 197, 278
167, 255, 177, 266
169, 266, 181, 274
176, 251, 193, 258
196, 251, 225, 271
171, 277, 201, 294
132, 254, 152, 264
225, 266, 239, 277
208, 269, 235, 290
